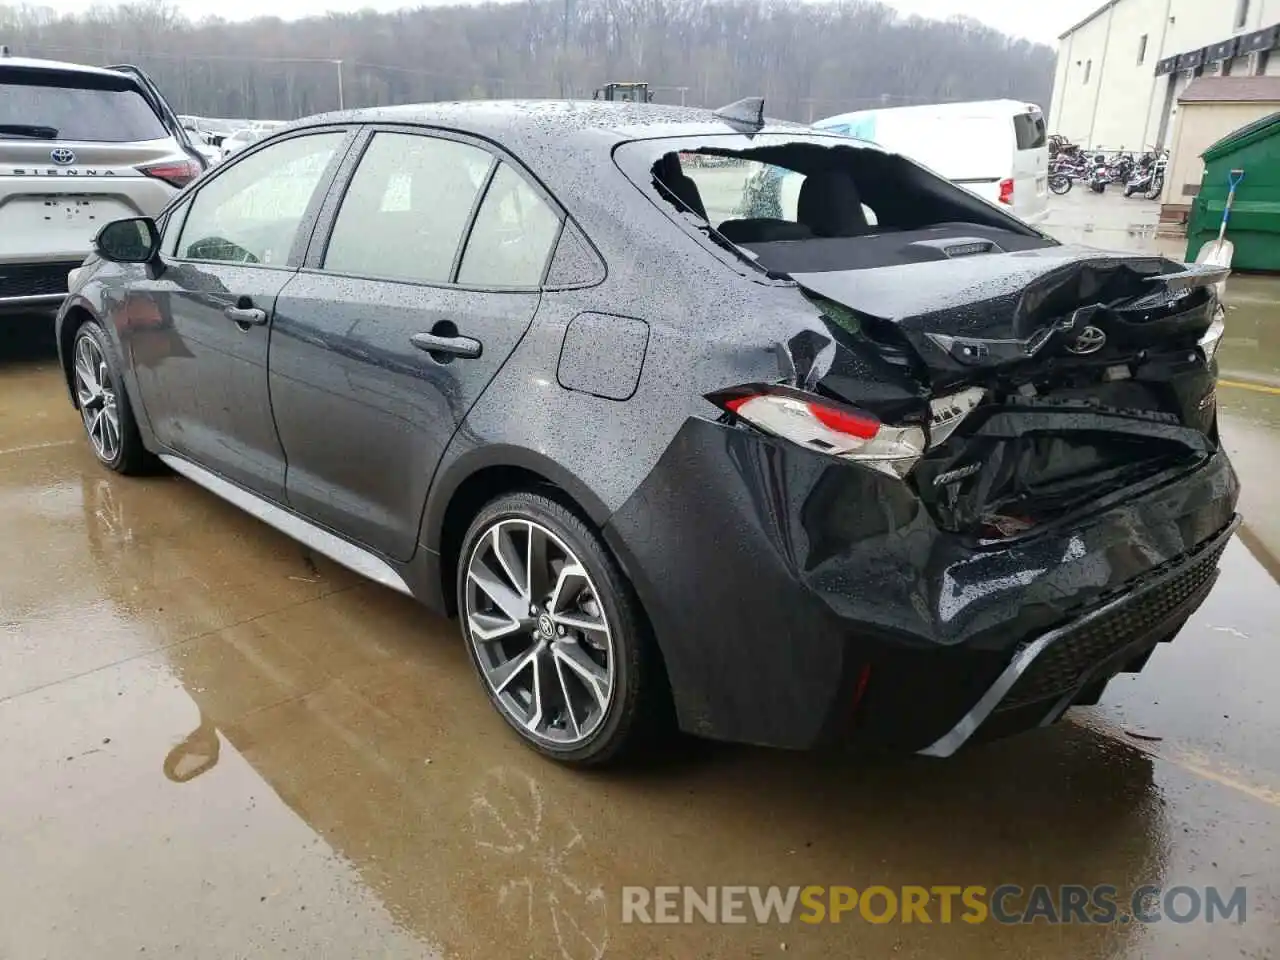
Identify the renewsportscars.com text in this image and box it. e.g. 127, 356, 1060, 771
621, 884, 1247, 925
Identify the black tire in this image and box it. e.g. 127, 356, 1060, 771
70, 320, 154, 475
1049, 174, 1071, 196
456, 490, 663, 766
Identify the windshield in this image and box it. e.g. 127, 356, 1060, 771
0, 75, 168, 142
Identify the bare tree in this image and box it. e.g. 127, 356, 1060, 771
0, 0, 1054, 121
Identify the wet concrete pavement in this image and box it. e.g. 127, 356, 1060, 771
3, 198, 1280, 959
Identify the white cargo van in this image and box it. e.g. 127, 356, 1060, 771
814, 99, 1049, 224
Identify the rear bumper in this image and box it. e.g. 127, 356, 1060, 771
604, 417, 1240, 752
0, 292, 64, 315
919, 515, 1236, 756
0, 261, 81, 314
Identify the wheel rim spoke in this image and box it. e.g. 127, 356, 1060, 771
468, 557, 530, 626
465, 518, 616, 746
491, 523, 528, 600
490, 643, 539, 695
550, 611, 608, 636
468, 610, 524, 642
552, 653, 582, 740
553, 641, 611, 714
547, 563, 587, 617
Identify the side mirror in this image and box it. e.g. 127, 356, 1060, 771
93, 217, 161, 264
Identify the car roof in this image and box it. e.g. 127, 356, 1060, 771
295, 99, 813, 153
0, 55, 134, 81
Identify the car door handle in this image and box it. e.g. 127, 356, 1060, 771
411, 332, 482, 360
224, 305, 267, 325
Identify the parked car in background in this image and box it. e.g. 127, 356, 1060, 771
56, 100, 1237, 768
815, 99, 1050, 224
0, 52, 206, 316
220, 127, 263, 159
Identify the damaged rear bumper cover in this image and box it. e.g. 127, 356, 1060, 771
919, 513, 1238, 757
604, 417, 1240, 755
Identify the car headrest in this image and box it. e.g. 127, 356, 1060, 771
797, 170, 869, 237
654, 154, 707, 221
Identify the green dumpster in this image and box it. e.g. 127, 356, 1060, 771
1185, 111, 1280, 271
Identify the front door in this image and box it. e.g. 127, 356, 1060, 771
270, 129, 563, 560
128, 130, 351, 500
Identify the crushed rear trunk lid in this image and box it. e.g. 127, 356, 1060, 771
790, 247, 1228, 539
792, 245, 1227, 387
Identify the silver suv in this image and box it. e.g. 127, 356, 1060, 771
1, 54, 207, 316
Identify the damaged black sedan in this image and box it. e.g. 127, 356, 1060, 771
56, 99, 1238, 765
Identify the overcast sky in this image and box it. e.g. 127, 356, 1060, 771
47, 0, 1100, 44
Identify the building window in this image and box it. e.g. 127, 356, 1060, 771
1137, 34, 1148, 65
1083, 59, 1092, 83
1236, 0, 1251, 30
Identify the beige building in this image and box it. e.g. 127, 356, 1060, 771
1050, 0, 1280, 150
1161, 75, 1280, 215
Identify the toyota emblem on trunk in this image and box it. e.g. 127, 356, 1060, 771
1066, 326, 1107, 355
50, 148, 76, 165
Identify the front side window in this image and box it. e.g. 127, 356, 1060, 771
323, 132, 494, 284
160, 200, 190, 257
456, 163, 562, 287
175, 132, 344, 265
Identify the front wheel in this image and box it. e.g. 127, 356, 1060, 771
71, 320, 152, 474
457, 491, 660, 765
1049, 174, 1071, 196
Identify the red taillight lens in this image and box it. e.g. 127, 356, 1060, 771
807, 402, 880, 439
998, 178, 1014, 205
710, 386, 925, 479
138, 159, 200, 188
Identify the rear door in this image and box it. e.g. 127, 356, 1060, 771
0, 64, 185, 272
1011, 107, 1049, 222
269, 127, 563, 560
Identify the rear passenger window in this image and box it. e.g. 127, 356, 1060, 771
457, 164, 561, 287
323, 132, 493, 283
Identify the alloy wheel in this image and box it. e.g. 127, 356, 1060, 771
74, 334, 121, 464
465, 518, 616, 747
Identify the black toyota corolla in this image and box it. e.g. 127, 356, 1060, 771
55, 99, 1239, 765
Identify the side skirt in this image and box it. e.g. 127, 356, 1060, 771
158, 454, 414, 597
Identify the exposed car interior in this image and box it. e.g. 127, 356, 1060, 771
650, 141, 1057, 274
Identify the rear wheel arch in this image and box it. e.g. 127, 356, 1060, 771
432, 453, 611, 618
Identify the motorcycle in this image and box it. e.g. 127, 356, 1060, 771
1124, 150, 1168, 200
1088, 153, 1111, 193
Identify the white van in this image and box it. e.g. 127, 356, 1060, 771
813, 99, 1050, 224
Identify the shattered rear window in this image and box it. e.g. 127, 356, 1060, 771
615, 133, 1051, 276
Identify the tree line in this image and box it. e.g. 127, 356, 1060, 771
1, 0, 1054, 123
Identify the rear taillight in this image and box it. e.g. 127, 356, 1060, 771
998, 178, 1014, 205
711, 385, 925, 479
138, 158, 200, 188
1199, 304, 1226, 361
